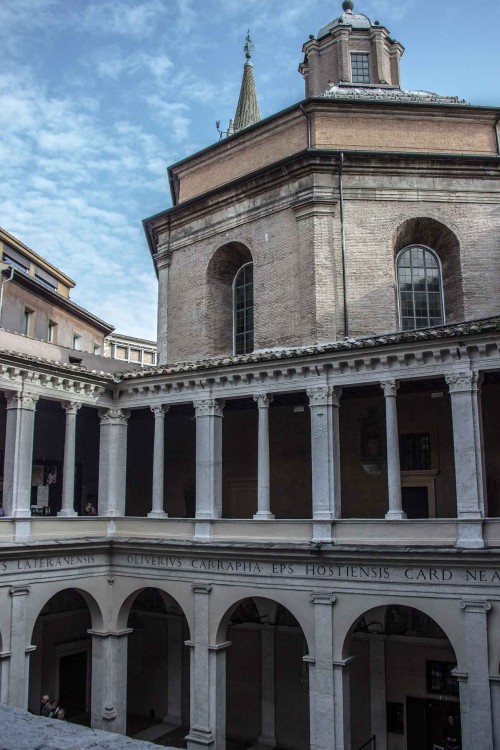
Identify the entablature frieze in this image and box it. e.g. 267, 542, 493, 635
114, 337, 500, 409
0, 364, 112, 408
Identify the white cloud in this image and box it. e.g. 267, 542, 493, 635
82, 0, 166, 38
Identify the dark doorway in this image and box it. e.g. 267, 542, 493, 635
406, 697, 460, 749
59, 651, 88, 719
402, 487, 429, 518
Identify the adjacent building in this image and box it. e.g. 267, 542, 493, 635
0, 4, 500, 750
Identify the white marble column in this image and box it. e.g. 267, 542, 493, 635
307, 592, 338, 750
307, 386, 342, 542
381, 380, 406, 520
446, 372, 485, 547
253, 394, 274, 520
369, 636, 387, 750
156, 245, 173, 366
0, 649, 10, 704
89, 628, 131, 733
194, 399, 225, 520
458, 600, 493, 750
3, 392, 39, 518
258, 625, 276, 747
97, 408, 130, 516
164, 614, 183, 725
7, 585, 32, 708
332, 658, 352, 750
149, 405, 169, 518
58, 401, 81, 517
491, 675, 500, 750
186, 584, 229, 750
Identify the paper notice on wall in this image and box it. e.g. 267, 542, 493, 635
37, 485, 49, 507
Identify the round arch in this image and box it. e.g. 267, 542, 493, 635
116, 584, 192, 637
339, 596, 464, 666
27, 584, 104, 637
392, 216, 463, 324
206, 241, 253, 356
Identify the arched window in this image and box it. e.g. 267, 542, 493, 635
233, 262, 254, 354
397, 245, 444, 330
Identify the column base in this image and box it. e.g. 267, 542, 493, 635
457, 519, 484, 549
385, 510, 407, 520
57, 509, 78, 517
186, 728, 215, 750
11, 509, 31, 519
253, 511, 275, 520
147, 510, 169, 519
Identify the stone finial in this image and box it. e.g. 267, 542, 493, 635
342, 0, 354, 11
244, 29, 253, 60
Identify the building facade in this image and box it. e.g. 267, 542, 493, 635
1, 4, 500, 750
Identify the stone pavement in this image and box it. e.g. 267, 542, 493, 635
0, 705, 176, 750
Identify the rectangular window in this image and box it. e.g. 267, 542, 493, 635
426, 661, 459, 696
351, 53, 370, 83
72, 333, 82, 351
93, 344, 101, 355
3, 245, 30, 274
23, 308, 34, 336
400, 433, 431, 470
47, 320, 57, 343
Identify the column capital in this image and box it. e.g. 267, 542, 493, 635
380, 379, 398, 398
309, 592, 336, 605
253, 393, 273, 409
87, 628, 133, 639
332, 655, 356, 669
98, 407, 130, 425
9, 584, 31, 597
151, 404, 170, 418
459, 599, 492, 614
192, 583, 212, 595
61, 400, 82, 415
307, 386, 342, 407
6, 392, 39, 410
445, 371, 478, 394
194, 399, 225, 418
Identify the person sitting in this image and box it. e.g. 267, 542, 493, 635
48, 699, 60, 718
84, 502, 97, 516
55, 708, 65, 720
40, 694, 50, 716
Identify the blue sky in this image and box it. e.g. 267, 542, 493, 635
0, 0, 498, 340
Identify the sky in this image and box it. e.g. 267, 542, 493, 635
0, 0, 499, 340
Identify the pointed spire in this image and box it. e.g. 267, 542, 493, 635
232, 31, 261, 133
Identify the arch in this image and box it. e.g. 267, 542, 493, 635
393, 217, 463, 324
396, 244, 445, 329
116, 585, 192, 638
27, 584, 104, 637
339, 597, 463, 665
206, 242, 253, 356
215, 592, 312, 649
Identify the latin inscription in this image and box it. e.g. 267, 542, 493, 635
0, 553, 499, 585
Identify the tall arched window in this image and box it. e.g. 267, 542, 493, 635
233, 262, 254, 354
397, 245, 444, 330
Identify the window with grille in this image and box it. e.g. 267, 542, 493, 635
426, 661, 459, 696
233, 262, 254, 355
351, 53, 370, 83
397, 245, 444, 330
400, 433, 431, 470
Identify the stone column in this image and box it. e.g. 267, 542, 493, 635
194, 399, 225, 520
458, 600, 493, 750
58, 401, 81, 517
186, 584, 229, 750
308, 592, 338, 750
369, 27, 390, 83
89, 628, 132, 734
369, 636, 387, 749
97, 408, 130, 516
491, 675, 500, 750
3, 392, 39, 518
164, 614, 183, 725
156, 244, 173, 366
0, 649, 11, 704
381, 380, 405, 520
333, 28, 351, 82
307, 386, 342, 542
446, 372, 486, 547
258, 625, 276, 747
253, 394, 274, 520
149, 405, 169, 518
332, 658, 352, 750
7, 585, 31, 708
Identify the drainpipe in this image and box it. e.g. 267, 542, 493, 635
338, 152, 349, 337
0, 264, 15, 328
299, 104, 311, 149
495, 117, 500, 156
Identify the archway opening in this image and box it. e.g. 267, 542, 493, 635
29, 589, 93, 724
125, 587, 190, 745
346, 605, 460, 750
224, 597, 310, 750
